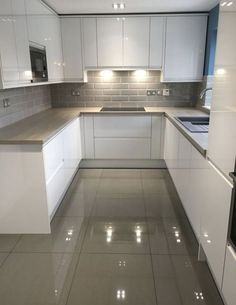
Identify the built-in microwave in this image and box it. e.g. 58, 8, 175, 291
228, 169, 236, 251
29, 44, 48, 83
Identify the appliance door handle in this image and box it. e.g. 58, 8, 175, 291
228, 171, 236, 251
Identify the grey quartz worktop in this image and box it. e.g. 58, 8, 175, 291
0, 107, 209, 155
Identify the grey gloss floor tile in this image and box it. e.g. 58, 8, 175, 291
56, 192, 96, 217
101, 169, 141, 178
13, 217, 88, 253
0, 252, 78, 305
141, 169, 168, 179
82, 218, 150, 254
152, 255, 182, 305
78, 168, 103, 178
66, 254, 157, 305
97, 178, 143, 195
172, 256, 224, 305
163, 218, 198, 256
0, 235, 21, 252
148, 220, 169, 254
0, 253, 9, 267
92, 194, 146, 217
142, 178, 169, 196
71, 178, 100, 194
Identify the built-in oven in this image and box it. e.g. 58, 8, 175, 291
228, 168, 236, 251
29, 44, 48, 83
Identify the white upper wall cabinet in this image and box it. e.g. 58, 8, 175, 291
149, 17, 165, 68
0, 0, 19, 87
162, 15, 207, 82
123, 17, 150, 67
61, 17, 83, 81
82, 18, 98, 69
26, 0, 64, 82
97, 17, 123, 67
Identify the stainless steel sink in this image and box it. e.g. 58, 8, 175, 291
176, 116, 209, 133
100, 107, 146, 112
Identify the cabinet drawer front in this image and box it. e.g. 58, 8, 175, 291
43, 133, 64, 183
222, 246, 236, 305
94, 115, 152, 138
46, 164, 65, 218
95, 138, 151, 159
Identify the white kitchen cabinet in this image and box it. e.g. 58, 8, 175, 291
95, 138, 151, 159
94, 115, 151, 138
123, 17, 150, 67
62, 118, 82, 185
149, 17, 165, 68
164, 118, 179, 182
222, 245, 236, 305
43, 132, 65, 217
162, 15, 207, 82
82, 18, 97, 68
175, 132, 191, 212
43, 118, 82, 218
83, 114, 163, 160
61, 17, 83, 81
0, 1, 19, 87
188, 146, 208, 239
200, 162, 232, 288
97, 17, 123, 67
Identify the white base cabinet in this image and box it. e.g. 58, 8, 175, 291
82, 114, 164, 160
222, 245, 236, 305
0, 118, 82, 233
164, 117, 233, 290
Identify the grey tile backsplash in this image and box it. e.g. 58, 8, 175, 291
51, 71, 199, 108
0, 86, 51, 128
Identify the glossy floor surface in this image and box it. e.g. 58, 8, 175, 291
0, 169, 224, 305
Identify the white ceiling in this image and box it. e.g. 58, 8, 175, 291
43, 0, 219, 14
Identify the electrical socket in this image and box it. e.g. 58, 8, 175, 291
147, 90, 156, 96
2, 98, 10, 108
71, 89, 80, 96
163, 89, 170, 96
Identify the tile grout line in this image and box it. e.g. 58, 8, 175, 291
140, 172, 159, 305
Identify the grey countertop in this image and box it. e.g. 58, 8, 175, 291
0, 106, 209, 156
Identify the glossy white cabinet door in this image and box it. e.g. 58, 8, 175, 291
82, 18, 97, 68
123, 17, 149, 67
149, 17, 165, 68
94, 115, 151, 138
208, 12, 236, 178
175, 132, 191, 213
12, 0, 32, 84
188, 146, 208, 239
0, 1, 19, 85
25, 0, 54, 15
61, 17, 83, 81
163, 15, 207, 82
164, 118, 179, 182
97, 17, 123, 67
95, 138, 151, 159
222, 245, 236, 305
151, 115, 163, 159
62, 118, 82, 185
200, 162, 232, 288
45, 16, 64, 81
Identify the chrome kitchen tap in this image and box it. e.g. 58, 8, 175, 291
200, 87, 213, 99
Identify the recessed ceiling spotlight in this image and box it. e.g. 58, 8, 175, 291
112, 3, 125, 10
112, 3, 118, 9
227, 1, 233, 6
221, 1, 227, 6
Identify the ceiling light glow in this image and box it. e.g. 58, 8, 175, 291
221, 1, 227, 6
227, 1, 233, 6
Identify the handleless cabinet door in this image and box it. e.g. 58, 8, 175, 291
222, 246, 236, 305
97, 17, 123, 67
12, 0, 32, 84
149, 17, 165, 68
82, 18, 97, 68
0, 0, 18, 85
123, 17, 150, 67
163, 15, 207, 82
61, 17, 83, 81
